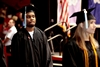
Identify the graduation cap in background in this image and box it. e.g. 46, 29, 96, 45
70, 8, 95, 26
19, 4, 37, 28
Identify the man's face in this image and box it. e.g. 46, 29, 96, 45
8, 19, 14, 28
26, 11, 36, 27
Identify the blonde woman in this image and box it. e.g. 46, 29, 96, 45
62, 8, 100, 67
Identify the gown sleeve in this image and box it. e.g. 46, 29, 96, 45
62, 40, 78, 67
11, 33, 18, 67
11, 33, 22, 67
43, 33, 53, 67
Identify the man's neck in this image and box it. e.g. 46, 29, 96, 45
9, 25, 14, 28
26, 27, 34, 32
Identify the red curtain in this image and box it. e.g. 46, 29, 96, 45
1, 0, 30, 10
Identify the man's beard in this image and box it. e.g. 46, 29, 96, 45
27, 24, 35, 27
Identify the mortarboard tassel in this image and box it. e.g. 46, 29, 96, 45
24, 6, 27, 28
83, 9, 88, 29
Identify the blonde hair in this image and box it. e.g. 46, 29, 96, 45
73, 23, 99, 67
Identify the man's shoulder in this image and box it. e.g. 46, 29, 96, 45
35, 27, 43, 31
35, 27, 45, 34
14, 28, 25, 36
34, 27, 47, 39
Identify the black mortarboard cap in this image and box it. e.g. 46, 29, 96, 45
20, 4, 37, 19
70, 8, 95, 25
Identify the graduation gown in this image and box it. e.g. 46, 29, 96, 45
62, 39, 100, 67
11, 27, 53, 67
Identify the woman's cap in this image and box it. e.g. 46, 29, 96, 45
70, 8, 95, 25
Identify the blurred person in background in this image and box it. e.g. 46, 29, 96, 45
3, 18, 17, 67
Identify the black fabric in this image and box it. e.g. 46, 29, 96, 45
6, 45, 12, 67
62, 39, 100, 67
11, 27, 53, 67
0, 38, 6, 67
85, 41, 95, 67
20, 4, 37, 14
6, 45, 11, 53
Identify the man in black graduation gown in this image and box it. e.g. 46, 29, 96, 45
11, 5, 53, 67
